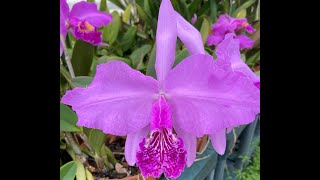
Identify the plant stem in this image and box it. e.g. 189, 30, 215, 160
60, 34, 75, 78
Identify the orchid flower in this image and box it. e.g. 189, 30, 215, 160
60, 0, 112, 56
209, 33, 261, 154
207, 14, 256, 50
61, 0, 259, 178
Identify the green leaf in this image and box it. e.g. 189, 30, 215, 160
88, 129, 107, 156
232, 0, 256, 17
120, 26, 137, 52
174, 48, 190, 67
146, 44, 156, 78
209, 0, 217, 21
75, 160, 86, 180
236, 9, 247, 18
103, 145, 118, 165
189, 0, 202, 16
122, 4, 132, 24
129, 44, 152, 69
246, 51, 260, 65
60, 161, 77, 180
200, 18, 210, 44
103, 11, 121, 45
144, 0, 152, 17
85, 168, 94, 180
198, 1, 210, 17
71, 40, 94, 76
109, 0, 125, 10
137, 4, 152, 25
71, 76, 93, 88
100, 145, 114, 169
60, 104, 81, 132
87, 0, 95, 2
97, 55, 131, 66
99, 0, 109, 13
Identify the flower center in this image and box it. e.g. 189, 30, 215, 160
77, 21, 95, 33
242, 22, 249, 28
136, 96, 187, 178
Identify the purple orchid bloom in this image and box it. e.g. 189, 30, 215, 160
60, 0, 112, 56
207, 14, 256, 50
209, 33, 261, 153
61, 0, 259, 178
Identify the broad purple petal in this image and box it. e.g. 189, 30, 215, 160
210, 129, 226, 155
61, 61, 159, 136
164, 54, 260, 137
174, 127, 196, 167
216, 33, 260, 87
125, 125, 150, 166
175, 11, 205, 55
236, 34, 254, 49
155, 0, 177, 85
69, 1, 112, 27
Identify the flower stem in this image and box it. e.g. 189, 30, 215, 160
60, 34, 75, 78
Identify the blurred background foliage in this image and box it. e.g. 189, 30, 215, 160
60, 0, 260, 179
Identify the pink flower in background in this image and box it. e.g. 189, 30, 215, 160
61, 0, 260, 178
191, 14, 197, 24
60, 0, 112, 56
207, 14, 255, 50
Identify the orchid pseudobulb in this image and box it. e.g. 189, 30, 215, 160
61, 0, 260, 178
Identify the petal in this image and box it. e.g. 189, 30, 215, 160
236, 34, 254, 49
210, 129, 227, 155
125, 125, 150, 166
151, 96, 172, 130
69, 1, 112, 27
217, 33, 260, 86
174, 127, 197, 167
61, 61, 159, 135
191, 14, 197, 24
155, 0, 177, 84
206, 34, 224, 46
60, 0, 69, 20
164, 54, 260, 137
175, 11, 205, 55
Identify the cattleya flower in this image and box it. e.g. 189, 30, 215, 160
60, 0, 112, 56
61, 0, 260, 178
209, 33, 261, 153
207, 14, 256, 50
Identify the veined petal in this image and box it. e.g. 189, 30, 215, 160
61, 61, 159, 136
69, 1, 112, 27
174, 127, 196, 167
155, 0, 177, 85
164, 54, 260, 137
217, 33, 259, 87
210, 129, 226, 155
175, 11, 204, 55
125, 125, 150, 166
